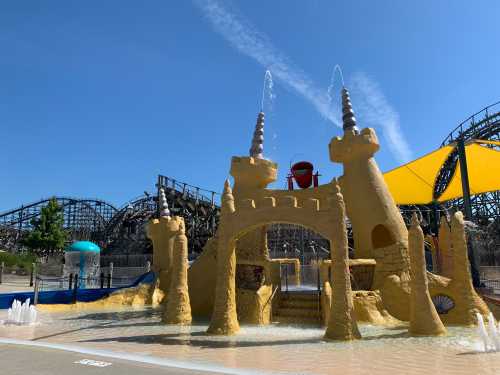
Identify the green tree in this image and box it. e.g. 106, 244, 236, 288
23, 198, 68, 254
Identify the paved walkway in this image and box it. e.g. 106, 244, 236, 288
0, 343, 225, 375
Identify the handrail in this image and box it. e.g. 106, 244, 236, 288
261, 285, 280, 315
157, 174, 219, 206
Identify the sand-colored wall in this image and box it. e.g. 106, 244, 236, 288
38, 282, 163, 312
188, 237, 218, 317
320, 259, 376, 291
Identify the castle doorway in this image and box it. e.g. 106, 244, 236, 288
266, 223, 330, 293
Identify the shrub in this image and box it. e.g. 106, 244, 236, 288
0, 251, 38, 271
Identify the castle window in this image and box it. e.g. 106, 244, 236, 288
371, 224, 395, 249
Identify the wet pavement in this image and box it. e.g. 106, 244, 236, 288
0, 306, 499, 375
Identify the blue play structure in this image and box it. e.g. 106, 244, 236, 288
0, 271, 155, 309
65, 241, 101, 289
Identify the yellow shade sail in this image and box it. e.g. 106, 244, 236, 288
383, 140, 500, 205
438, 142, 500, 202
383, 146, 454, 205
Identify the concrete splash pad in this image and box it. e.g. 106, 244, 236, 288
0, 307, 499, 375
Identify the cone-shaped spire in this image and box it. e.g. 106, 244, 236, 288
159, 188, 170, 217
221, 179, 235, 214
249, 112, 264, 159
408, 211, 447, 336
341, 88, 358, 132
410, 212, 420, 227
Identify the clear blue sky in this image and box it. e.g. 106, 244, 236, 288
1, 1, 499, 210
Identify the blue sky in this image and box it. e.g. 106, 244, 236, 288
1, 1, 499, 210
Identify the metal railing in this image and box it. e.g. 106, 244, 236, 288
280, 263, 321, 293
33, 271, 149, 305
482, 279, 500, 293
100, 254, 153, 267
261, 285, 279, 316
157, 174, 219, 207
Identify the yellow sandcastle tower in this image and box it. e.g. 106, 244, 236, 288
329, 88, 410, 288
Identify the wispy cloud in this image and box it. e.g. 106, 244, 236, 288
193, 0, 340, 127
193, 0, 413, 163
350, 73, 413, 163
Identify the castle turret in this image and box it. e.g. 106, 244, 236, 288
329, 88, 409, 285
231, 112, 277, 196
229, 113, 278, 261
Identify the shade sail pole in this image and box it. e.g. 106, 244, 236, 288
457, 137, 473, 220
457, 137, 481, 287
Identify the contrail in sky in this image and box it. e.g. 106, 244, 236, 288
193, 0, 413, 163
351, 73, 414, 163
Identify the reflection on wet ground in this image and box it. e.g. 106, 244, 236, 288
1, 306, 499, 375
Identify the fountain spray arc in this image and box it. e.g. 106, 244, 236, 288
476, 312, 500, 352
250, 70, 274, 160
5, 299, 38, 325
326, 64, 345, 123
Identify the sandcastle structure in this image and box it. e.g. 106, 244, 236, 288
408, 213, 446, 336
147, 87, 491, 337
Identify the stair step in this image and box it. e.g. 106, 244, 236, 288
276, 307, 321, 318
280, 292, 319, 301
281, 291, 319, 297
272, 314, 322, 326
279, 299, 319, 309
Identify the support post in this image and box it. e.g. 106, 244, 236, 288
100, 272, 104, 289
284, 265, 288, 293
457, 137, 480, 286
109, 262, 114, 288
0, 262, 4, 284
69, 273, 73, 290
457, 137, 473, 220
73, 274, 79, 303
29, 263, 36, 287
34, 277, 40, 306
431, 202, 440, 236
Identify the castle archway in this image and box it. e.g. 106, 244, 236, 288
207, 191, 348, 334
232, 221, 332, 294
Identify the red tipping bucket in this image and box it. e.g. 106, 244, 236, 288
291, 161, 314, 189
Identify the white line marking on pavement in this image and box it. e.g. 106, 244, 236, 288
0, 338, 280, 375
75, 359, 112, 367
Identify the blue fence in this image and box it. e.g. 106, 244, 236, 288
0, 271, 155, 309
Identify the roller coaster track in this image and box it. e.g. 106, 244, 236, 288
440, 100, 500, 147
0, 197, 117, 233
103, 179, 219, 256
0, 176, 220, 256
